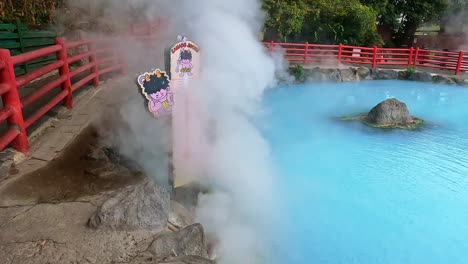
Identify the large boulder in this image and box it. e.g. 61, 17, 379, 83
148, 223, 209, 259
304, 67, 342, 82
408, 72, 433, 82
173, 183, 210, 212
88, 179, 170, 231
169, 201, 194, 229
339, 68, 358, 82
432, 75, 456, 85
356, 66, 371, 80
371, 68, 399, 80
365, 98, 413, 126
322, 68, 342, 82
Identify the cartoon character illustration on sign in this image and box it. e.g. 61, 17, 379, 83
137, 69, 174, 118
175, 36, 194, 77
177, 49, 193, 77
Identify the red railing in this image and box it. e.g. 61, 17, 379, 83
0, 37, 125, 152
263, 41, 468, 75
1, 37, 466, 153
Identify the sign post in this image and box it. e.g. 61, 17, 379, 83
136, 35, 201, 190
165, 36, 201, 187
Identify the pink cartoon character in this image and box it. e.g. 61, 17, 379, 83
176, 49, 193, 77
138, 69, 174, 118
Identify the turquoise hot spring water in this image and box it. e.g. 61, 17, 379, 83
259, 80, 468, 264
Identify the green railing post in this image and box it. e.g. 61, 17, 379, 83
15, 19, 28, 74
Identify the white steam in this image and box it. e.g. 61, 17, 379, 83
78, 0, 283, 262
170, 1, 281, 262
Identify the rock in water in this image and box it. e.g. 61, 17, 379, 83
366, 98, 413, 126
88, 179, 170, 231
148, 223, 209, 259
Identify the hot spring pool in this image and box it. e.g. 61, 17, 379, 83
261, 80, 468, 264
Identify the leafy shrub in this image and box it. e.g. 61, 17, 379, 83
292, 64, 305, 82
402, 66, 416, 78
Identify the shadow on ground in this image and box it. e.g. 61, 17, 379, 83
0, 126, 142, 204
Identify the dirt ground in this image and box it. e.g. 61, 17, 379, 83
0, 126, 157, 264
0, 126, 142, 205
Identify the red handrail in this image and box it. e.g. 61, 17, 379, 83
264, 41, 467, 75
1, 35, 468, 153
0, 49, 29, 152
11, 45, 62, 65
0, 35, 128, 152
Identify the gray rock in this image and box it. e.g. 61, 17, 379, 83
169, 201, 194, 229
148, 224, 209, 259
372, 69, 399, 80
339, 68, 358, 82
303, 68, 325, 82
366, 98, 413, 126
432, 75, 457, 85
174, 183, 210, 212
88, 179, 170, 231
453, 78, 468, 86
0, 150, 14, 181
160, 256, 216, 264
409, 72, 433, 82
323, 68, 342, 82
130, 254, 215, 264
0, 159, 13, 180
356, 66, 371, 80
304, 68, 342, 82
84, 146, 109, 161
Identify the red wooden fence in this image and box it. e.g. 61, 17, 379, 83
263, 41, 468, 75
1, 37, 466, 153
0, 37, 126, 152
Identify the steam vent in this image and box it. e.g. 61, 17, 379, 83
363, 98, 423, 129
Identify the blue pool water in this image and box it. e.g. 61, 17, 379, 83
261, 80, 468, 264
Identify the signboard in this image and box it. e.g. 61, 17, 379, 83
137, 69, 174, 118
166, 36, 201, 187
166, 35, 201, 85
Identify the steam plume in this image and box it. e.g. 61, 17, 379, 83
70, 0, 283, 262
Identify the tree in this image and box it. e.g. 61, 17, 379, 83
263, 0, 382, 46
263, 0, 309, 42
0, 0, 64, 26
378, 0, 447, 46
440, 0, 468, 33
359, 0, 388, 14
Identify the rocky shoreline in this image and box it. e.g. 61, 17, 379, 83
288, 65, 468, 86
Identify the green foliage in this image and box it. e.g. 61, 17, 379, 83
0, 0, 64, 26
292, 64, 305, 82
403, 66, 416, 78
263, 0, 309, 42
432, 75, 442, 82
263, 0, 450, 47
304, 0, 382, 46
359, 0, 388, 14
263, 0, 382, 46
376, 0, 447, 46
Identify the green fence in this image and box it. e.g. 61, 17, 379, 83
0, 22, 57, 76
